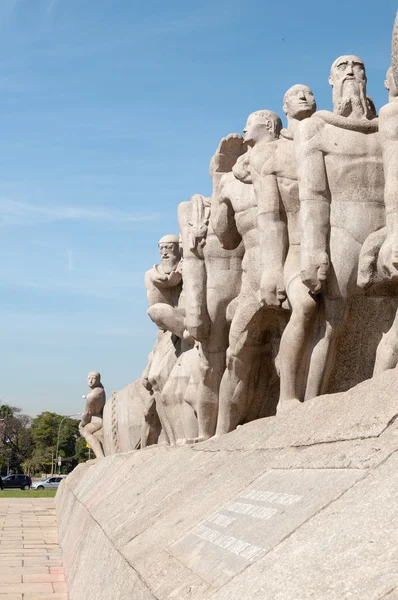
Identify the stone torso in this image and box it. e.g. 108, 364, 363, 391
145, 268, 182, 308
220, 171, 259, 292
262, 134, 301, 247
309, 115, 385, 244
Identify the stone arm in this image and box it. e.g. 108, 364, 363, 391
379, 102, 398, 270
149, 266, 182, 288
257, 171, 288, 307
211, 176, 242, 250
80, 394, 95, 429
79, 389, 105, 431
178, 201, 210, 342
295, 118, 330, 293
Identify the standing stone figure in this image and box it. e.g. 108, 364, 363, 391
178, 135, 245, 442
368, 60, 398, 374
258, 85, 318, 407
295, 56, 384, 395
213, 111, 283, 436
80, 371, 106, 459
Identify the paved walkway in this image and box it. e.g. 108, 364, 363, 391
0, 498, 68, 599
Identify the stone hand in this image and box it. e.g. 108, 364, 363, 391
259, 271, 286, 308
150, 264, 168, 284
301, 251, 329, 293
210, 133, 246, 175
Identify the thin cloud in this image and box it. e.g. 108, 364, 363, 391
0, 198, 159, 226
46, 0, 58, 14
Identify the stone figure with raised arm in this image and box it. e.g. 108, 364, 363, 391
178, 136, 245, 442
295, 56, 384, 394
213, 110, 284, 436
257, 85, 318, 408
80, 371, 106, 459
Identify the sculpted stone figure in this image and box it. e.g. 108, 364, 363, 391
364, 60, 398, 374
295, 56, 384, 395
145, 234, 184, 338
257, 85, 318, 407
145, 234, 199, 445
178, 136, 245, 442
144, 234, 185, 444
213, 111, 284, 436
80, 371, 106, 459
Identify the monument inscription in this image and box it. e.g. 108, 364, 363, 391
170, 468, 363, 588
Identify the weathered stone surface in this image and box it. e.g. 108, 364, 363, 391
171, 468, 363, 588
57, 371, 398, 599
213, 451, 398, 600
102, 381, 144, 454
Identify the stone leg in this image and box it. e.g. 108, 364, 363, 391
82, 419, 105, 459
279, 275, 319, 405
374, 309, 398, 374
216, 298, 273, 436
141, 395, 162, 449
195, 346, 227, 440
147, 304, 185, 339
305, 227, 360, 399
160, 363, 188, 445
180, 375, 199, 440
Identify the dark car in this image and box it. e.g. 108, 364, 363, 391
1, 474, 32, 490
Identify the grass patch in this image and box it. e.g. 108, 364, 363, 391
0, 489, 57, 498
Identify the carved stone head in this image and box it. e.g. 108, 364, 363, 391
158, 234, 181, 274
283, 84, 316, 120
329, 55, 368, 117
243, 110, 282, 146
87, 371, 101, 389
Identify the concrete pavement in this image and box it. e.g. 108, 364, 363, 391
0, 498, 68, 599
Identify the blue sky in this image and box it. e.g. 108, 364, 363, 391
0, 0, 396, 417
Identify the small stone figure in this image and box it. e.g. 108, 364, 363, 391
80, 371, 106, 459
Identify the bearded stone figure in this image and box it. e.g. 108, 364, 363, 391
295, 55, 392, 395
143, 234, 186, 444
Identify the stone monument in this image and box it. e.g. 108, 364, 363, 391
59, 15, 398, 599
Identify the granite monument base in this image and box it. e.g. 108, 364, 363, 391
56, 368, 398, 599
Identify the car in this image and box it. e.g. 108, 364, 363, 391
1, 474, 32, 490
30, 476, 64, 490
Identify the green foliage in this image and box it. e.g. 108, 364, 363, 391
0, 405, 33, 473
0, 406, 85, 476
75, 436, 90, 463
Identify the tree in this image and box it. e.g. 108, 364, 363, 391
30, 412, 80, 474
0, 405, 33, 474
75, 437, 91, 463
